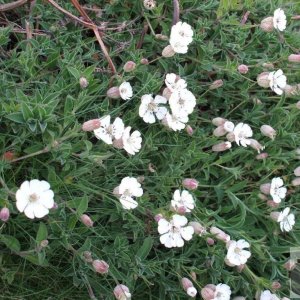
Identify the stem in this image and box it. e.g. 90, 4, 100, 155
172, 0, 180, 25
9, 147, 49, 163
0, 0, 27, 12
0, 176, 16, 197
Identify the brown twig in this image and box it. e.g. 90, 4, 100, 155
136, 22, 148, 49
0, 0, 27, 12
172, 0, 179, 25
291, 15, 300, 20
70, 0, 93, 23
25, 20, 32, 39
240, 11, 250, 25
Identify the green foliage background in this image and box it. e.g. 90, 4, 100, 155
0, 0, 299, 299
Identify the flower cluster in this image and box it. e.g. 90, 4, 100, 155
260, 8, 287, 32
257, 69, 287, 95
94, 115, 142, 155
107, 82, 133, 101
201, 283, 231, 300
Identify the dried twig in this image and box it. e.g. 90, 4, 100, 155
172, 0, 179, 25
25, 20, 32, 39
0, 0, 27, 12
291, 15, 300, 20
136, 22, 148, 49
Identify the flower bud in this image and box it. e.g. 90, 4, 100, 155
267, 200, 279, 208
283, 84, 299, 97
113, 138, 124, 149
256, 152, 269, 160
213, 126, 227, 137
40, 240, 49, 248
188, 221, 206, 236
249, 139, 265, 153
260, 16, 274, 32
284, 259, 296, 271
154, 214, 163, 222
162, 87, 172, 100
260, 183, 271, 195
0, 207, 10, 222
80, 214, 94, 227
212, 117, 226, 126
113, 186, 121, 197
223, 121, 235, 133
271, 281, 281, 290
83, 251, 93, 263
182, 178, 198, 190
209, 79, 223, 90
162, 45, 175, 58
187, 287, 197, 297
201, 285, 216, 300
155, 34, 168, 41
2, 151, 15, 161
238, 64, 249, 74
292, 177, 300, 186
181, 277, 193, 291
143, 0, 156, 10
237, 264, 245, 272
294, 166, 300, 176
253, 97, 262, 105
190, 271, 197, 281
226, 132, 235, 142
210, 226, 230, 242
257, 72, 270, 88
288, 54, 300, 63
123, 61, 136, 72
140, 58, 149, 65
82, 119, 101, 131
185, 125, 194, 136
212, 141, 232, 152
270, 212, 280, 221
258, 193, 268, 201
113, 284, 131, 300
92, 259, 109, 274
79, 77, 89, 88
176, 206, 187, 215
107, 86, 121, 99
206, 237, 215, 246
260, 125, 276, 140
262, 62, 274, 69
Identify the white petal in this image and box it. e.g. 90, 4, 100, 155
33, 203, 49, 218
120, 196, 138, 209
160, 233, 173, 248
113, 117, 125, 139
158, 219, 171, 234
24, 204, 35, 219
16, 190, 29, 212
143, 111, 156, 124
172, 214, 188, 227
155, 107, 168, 120
40, 190, 54, 208
180, 226, 194, 241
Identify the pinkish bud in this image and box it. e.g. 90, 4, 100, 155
258, 193, 268, 201
182, 178, 198, 190
201, 285, 216, 300
162, 87, 172, 100
212, 141, 232, 152
154, 214, 163, 222
175, 206, 186, 215
257, 72, 270, 88
294, 166, 300, 176
185, 125, 194, 136
0, 207, 10, 222
260, 125, 276, 140
83, 251, 93, 263
267, 200, 279, 208
82, 119, 101, 132
226, 132, 235, 142
270, 212, 280, 221
237, 264, 245, 272
288, 54, 300, 63
209, 79, 223, 90
260, 16, 274, 32
123, 61, 136, 72
80, 214, 94, 227
52, 202, 59, 210
181, 277, 193, 290
238, 64, 249, 74
40, 240, 49, 248
162, 45, 175, 58
189, 221, 206, 236
140, 58, 149, 65
284, 259, 296, 271
256, 152, 269, 160
271, 281, 281, 290
213, 126, 227, 137
79, 77, 89, 88
260, 183, 271, 195
249, 139, 265, 153
292, 177, 300, 186
113, 284, 131, 300
155, 34, 168, 41
113, 138, 124, 149
262, 63, 275, 69
92, 259, 109, 274
107, 86, 121, 99
210, 226, 230, 242
223, 121, 235, 133
190, 271, 197, 281
212, 117, 227, 126
206, 237, 215, 245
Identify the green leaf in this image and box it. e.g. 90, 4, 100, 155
136, 236, 153, 260
5, 112, 25, 124
21, 102, 33, 120
36, 222, 48, 244
0, 235, 21, 252
67, 66, 81, 79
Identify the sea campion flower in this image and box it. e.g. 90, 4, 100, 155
123, 61, 136, 72
122, 127, 142, 155
80, 214, 94, 227
113, 284, 131, 300
139, 94, 168, 124
82, 119, 101, 132
260, 290, 280, 300
170, 189, 195, 213
158, 214, 194, 248
268, 69, 287, 95
92, 259, 109, 274
169, 21, 193, 54
233, 123, 253, 147
119, 82, 133, 100
270, 177, 287, 203
260, 125, 276, 140
94, 115, 124, 145
277, 207, 295, 232
249, 139, 265, 153
202, 284, 232, 300
115, 177, 143, 210
79, 77, 88, 88
212, 141, 232, 152
238, 64, 249, 74
210, 226, 230, 242
0, 207, 10, 222
181, 278, 197, 298
169, 89, 196, 116
182, 178, 198, 190
16, 179, 54, 219
188, 221, 207, 236
165, 73, 187, 93
164, 112, 188, 131
226, 239, 251, 266
273, 8, 287, 31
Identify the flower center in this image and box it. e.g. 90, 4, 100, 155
147, 102, 157, 112
120, 88, 127, 95
234, 247, 241, 254
106, 125, 114, 135
123, 189, 132, 197
29, 193, 39, 202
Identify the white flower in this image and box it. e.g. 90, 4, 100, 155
213, 284, 231, 300
268, 69, 287, 95
165, 73, 187, 93
139, 94, 168, 123
260, 290, 280, 300
170, 21, 193, 46
273, 8, 287, 31
226, 239, 251, 266
169, 89, 196, 116
16, 180, 54, 219
171, 189, 195, 213
119, 82, 133, 100
122, 126, 142, 155
233, 123, 253, 147
277, 207, 295, 232
117, 177, 143, 209
270, 177, 287, 203
94, 115, 124, 145
187, 287, 197, 297
158, 214, 194, 248
165, 112, 188, 131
